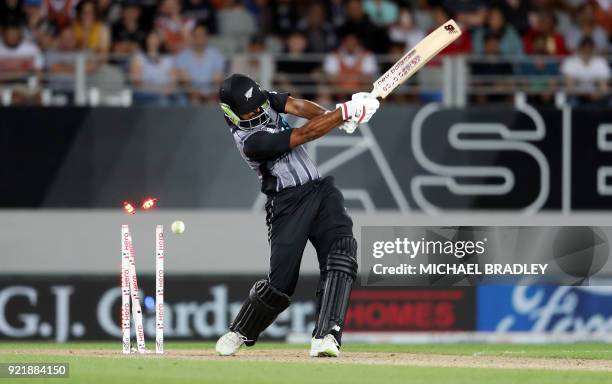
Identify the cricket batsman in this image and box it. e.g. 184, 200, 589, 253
215, 74, 379, 357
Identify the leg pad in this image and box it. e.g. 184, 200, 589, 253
230, 279, 290, 346
313, 237, 358, 340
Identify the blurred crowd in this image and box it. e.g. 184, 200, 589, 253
0, 0, 611, 106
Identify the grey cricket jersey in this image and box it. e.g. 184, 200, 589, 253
228, 91, 320, 195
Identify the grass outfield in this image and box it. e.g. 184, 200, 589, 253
1, 342, 611, 384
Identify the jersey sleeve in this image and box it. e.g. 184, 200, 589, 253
243, 129, 292, 162
264, 91, 289, 113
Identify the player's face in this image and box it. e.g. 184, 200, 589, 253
234, 100, 271, 130
239, 107, 263, 120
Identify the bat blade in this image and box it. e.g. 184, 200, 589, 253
372, 19, 462, 99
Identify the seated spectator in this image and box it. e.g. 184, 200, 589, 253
495, 0, 530, 34
244, 0, 274, 35
23, 0, 54, 50
96, 0, 121, 25
412, 0, 433, 31
337, 0, 388, 54
565, 4, 609, 54
268, 0, 298, 36
444, 0, 486, 29
155, 0, 195, 54
0, 21, 44, 78
561, 37, 610, 105
328, 0, 346, 28
276, 32, 319, 99
175, 24, 225, 103
229, 35, 274, 89
130, 30, 184, 106
523, 11, 568, 56
217, 0, 256, 51
72, 0, 110, 56
363, 0, 399, 28
388, 7, 425, 51
323, 33, 377, 100
46, 27, 96, 92
182, 0, 217, 34
297, 3, 337, 53
472, 7, 523, 57
112, 1, 146, 58
592, 0, 612, 35
470, 32, 514, 104
519, 35, 560, 104
0, 21, 44, 103
550, 4, 575, 35
43, 0, 77, 30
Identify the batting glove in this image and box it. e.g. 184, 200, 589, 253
338, 92, 376, 135
351, 92, 377, 101
338, 121, 359, 134
337, 97, 380, 124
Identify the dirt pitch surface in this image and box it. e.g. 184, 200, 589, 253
12, 348, 612, 372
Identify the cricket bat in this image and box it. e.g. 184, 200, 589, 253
371, 19, 462, 99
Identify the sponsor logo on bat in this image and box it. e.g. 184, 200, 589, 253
444, 24, 459, 34
402, 55, 421, 74
379, 55, 422, 92
376, 49, 421, 92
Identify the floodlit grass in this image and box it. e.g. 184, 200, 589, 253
2, 341, 611, 360
0, 342, 610, 384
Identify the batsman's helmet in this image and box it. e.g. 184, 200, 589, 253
219, 74, 271, 131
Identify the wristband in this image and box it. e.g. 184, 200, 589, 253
336, 103, 349, 120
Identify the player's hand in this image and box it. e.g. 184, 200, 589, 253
337, 96, 379, 124
338, 121, 359, 134
338, 92, 378, 134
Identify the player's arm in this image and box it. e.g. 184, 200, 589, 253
241, 95, 338, 161
244, 97, 379, 159
284, 96, 328, 119
289, 109, 343, 147
289, 97, 380, 148
242, 110, 343, 161
282, 94, 370, 137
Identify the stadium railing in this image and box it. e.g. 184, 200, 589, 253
0, 53, 609, 107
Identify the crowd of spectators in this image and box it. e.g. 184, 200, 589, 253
0, 0, 611, 105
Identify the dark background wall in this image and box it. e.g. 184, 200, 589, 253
1, 104, 611, 210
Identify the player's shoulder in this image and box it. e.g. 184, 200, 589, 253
263, 89, 281, 98
264, 90, 289, 113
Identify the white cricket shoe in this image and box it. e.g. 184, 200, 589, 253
309, 334, 340, 357
215, 331, 247, 356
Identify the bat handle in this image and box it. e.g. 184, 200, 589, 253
370, 87, 380, 99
